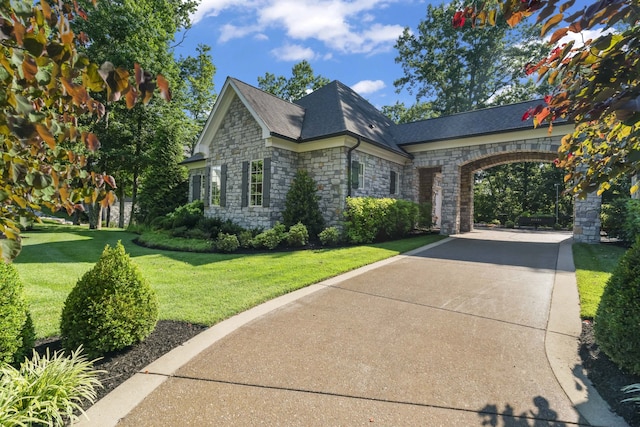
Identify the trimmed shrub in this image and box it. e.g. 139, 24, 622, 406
0, 262, 35, 365
505, 220, 515, 229
167, 200, 204, 229
594, 237, 640, 375
215, 233, 239, 253
196, 217, 223, 236
286, 223, 309, 247
60, 241, 158, 358
601, 198, 628, 240
238, 230, 254, 248
418, 202, 433, 229
318, 226, 341, 246
252, 223, 287, 250
344, 197, 419, 244
0, 347, 102, 426
282, 170, 325, 238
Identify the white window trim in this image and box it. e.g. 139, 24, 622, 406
249, 159, 263, 207
358, 162, 365, 189
211, 166, 221, 206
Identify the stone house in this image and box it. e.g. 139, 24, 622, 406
184, 77, 590, 239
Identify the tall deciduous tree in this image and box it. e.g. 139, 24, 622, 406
179, 44, 217, 156
457, 0, 640, 196
72, 0, 197, 226
0, 0, 169, 260
394, 3, 550, 116
258, 60, 330, 101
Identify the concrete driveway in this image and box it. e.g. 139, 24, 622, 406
79, 229, 628, 426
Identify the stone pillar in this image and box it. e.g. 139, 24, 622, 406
573, 191, 601, 243
459, 166, 474, 232
439, 163, 461, 235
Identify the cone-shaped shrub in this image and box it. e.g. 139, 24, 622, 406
60, 241, 158, 358
594, 237, 640, 375
0, 262, 35, 365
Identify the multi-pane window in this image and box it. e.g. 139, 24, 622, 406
211, 166, 221, 206
358, 162, 365, 189
390, 171, 400, 195
249, 159, 263, 206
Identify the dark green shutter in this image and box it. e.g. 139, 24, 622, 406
263, 158, 271, 207
203, 168, 211, 207
192, 174, 201, 201
220, 164, 227, 207
390, 171, 396, 194
241, 161, 249, 207
351, 160, 359, 189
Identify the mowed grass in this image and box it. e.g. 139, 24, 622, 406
573, 242, 627, 319
14, 225, 445, 338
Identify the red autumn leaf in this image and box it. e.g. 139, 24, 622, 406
522, 108, 533, 121
452, 11, 466, 28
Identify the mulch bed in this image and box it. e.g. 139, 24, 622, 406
33, 319, 640, 425
579, 320, 640, 426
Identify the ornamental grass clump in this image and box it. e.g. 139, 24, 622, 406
594, 237, 640, 375
0, 262, 35, 365
0, 347, 102, 426
60, 241, 158, 358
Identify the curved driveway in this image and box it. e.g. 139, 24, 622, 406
80, 230, 628, 426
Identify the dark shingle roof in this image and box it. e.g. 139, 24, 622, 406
180, 152, 205, 165
294, 81, 407, 156
229, 78, 305, 141
392, 99, 566, 146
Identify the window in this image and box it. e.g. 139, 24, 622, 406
191, 174, 202, 201
249, 159, 263, 206
211, 166, 221, 206
358, 162, 365, 189
390, 171, 399, 195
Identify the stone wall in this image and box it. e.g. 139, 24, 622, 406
350, 151, 405, 199
574, 191, 602, 243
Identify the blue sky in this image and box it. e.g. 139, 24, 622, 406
172, 0, 597, 109
173, 0, 430, 108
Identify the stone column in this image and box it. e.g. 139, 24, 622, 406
573, 191, 601, 243
458, 166, 474, 232
439, 163, 461, 235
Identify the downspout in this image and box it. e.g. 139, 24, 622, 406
347, 137, 361, 197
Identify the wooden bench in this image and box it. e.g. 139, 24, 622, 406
517, 216, 556, 229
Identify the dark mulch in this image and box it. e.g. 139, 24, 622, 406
34, 320, 207, 408
579, 320, 640, 426
33, 319, 640, 424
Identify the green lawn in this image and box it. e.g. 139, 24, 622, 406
14, 225, 445, 339
573, 243, 627, 319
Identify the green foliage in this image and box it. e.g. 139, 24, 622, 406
418, 202, 433, 229
344, 197, 419, 244
252, 223, 287, 250
505, 220, 515, 229
238, 230, 254, 249
594, 238, 640, 375
282, 170, 325, 238
394, 4, 549, 116
623, 199, 640, 244
318, 227, 341, 246
0, 263, 35, 365
60, 242, 158, 358
0, 347, 102, 426
167, 200, 204, 229
622, 383, 640, 405
258, 60, 330, 101
215, 233, 239, 253
286, 223, 309, 247
601, 198, 628, 240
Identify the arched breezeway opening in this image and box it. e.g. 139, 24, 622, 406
459, 152, 559, 232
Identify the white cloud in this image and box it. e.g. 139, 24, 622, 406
352, 79, 386, 95
550, 28, 617, 49
271, 43, 317, 61
193, 0, 405, 56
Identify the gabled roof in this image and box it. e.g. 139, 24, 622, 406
229, 78, 305, 141
392, 99, 567, 145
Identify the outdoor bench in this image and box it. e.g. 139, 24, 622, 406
517, 216, 555, 229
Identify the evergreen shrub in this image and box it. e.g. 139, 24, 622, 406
252, 223, 286, 250
282, 170, 325, 237
594, 237, 640, 375
318, 227, 341, 246
215, 233, 239, 253
344, 197, 419, 244
0, 262, 35, 365
60, 242, 158, 358
623, 199, 640, 243
286, 223, 309, 247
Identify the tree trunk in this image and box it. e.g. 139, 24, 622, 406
128, 109, 143, 226
87, 202, 102, 229
118, 187, 126, 228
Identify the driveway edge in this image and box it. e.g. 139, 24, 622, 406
546, 238, 629, 427
74, 237, 453, 427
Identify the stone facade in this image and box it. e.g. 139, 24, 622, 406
573, 190, 602, 243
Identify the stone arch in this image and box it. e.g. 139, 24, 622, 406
458, 151, 558, 232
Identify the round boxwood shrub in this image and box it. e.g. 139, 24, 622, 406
215, 232, 239, 253
60, 241, 158, 358
0, 262, 35, 365
318, 226, 341, 246
286, 223, 309, 247
594, 237, 640, 375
